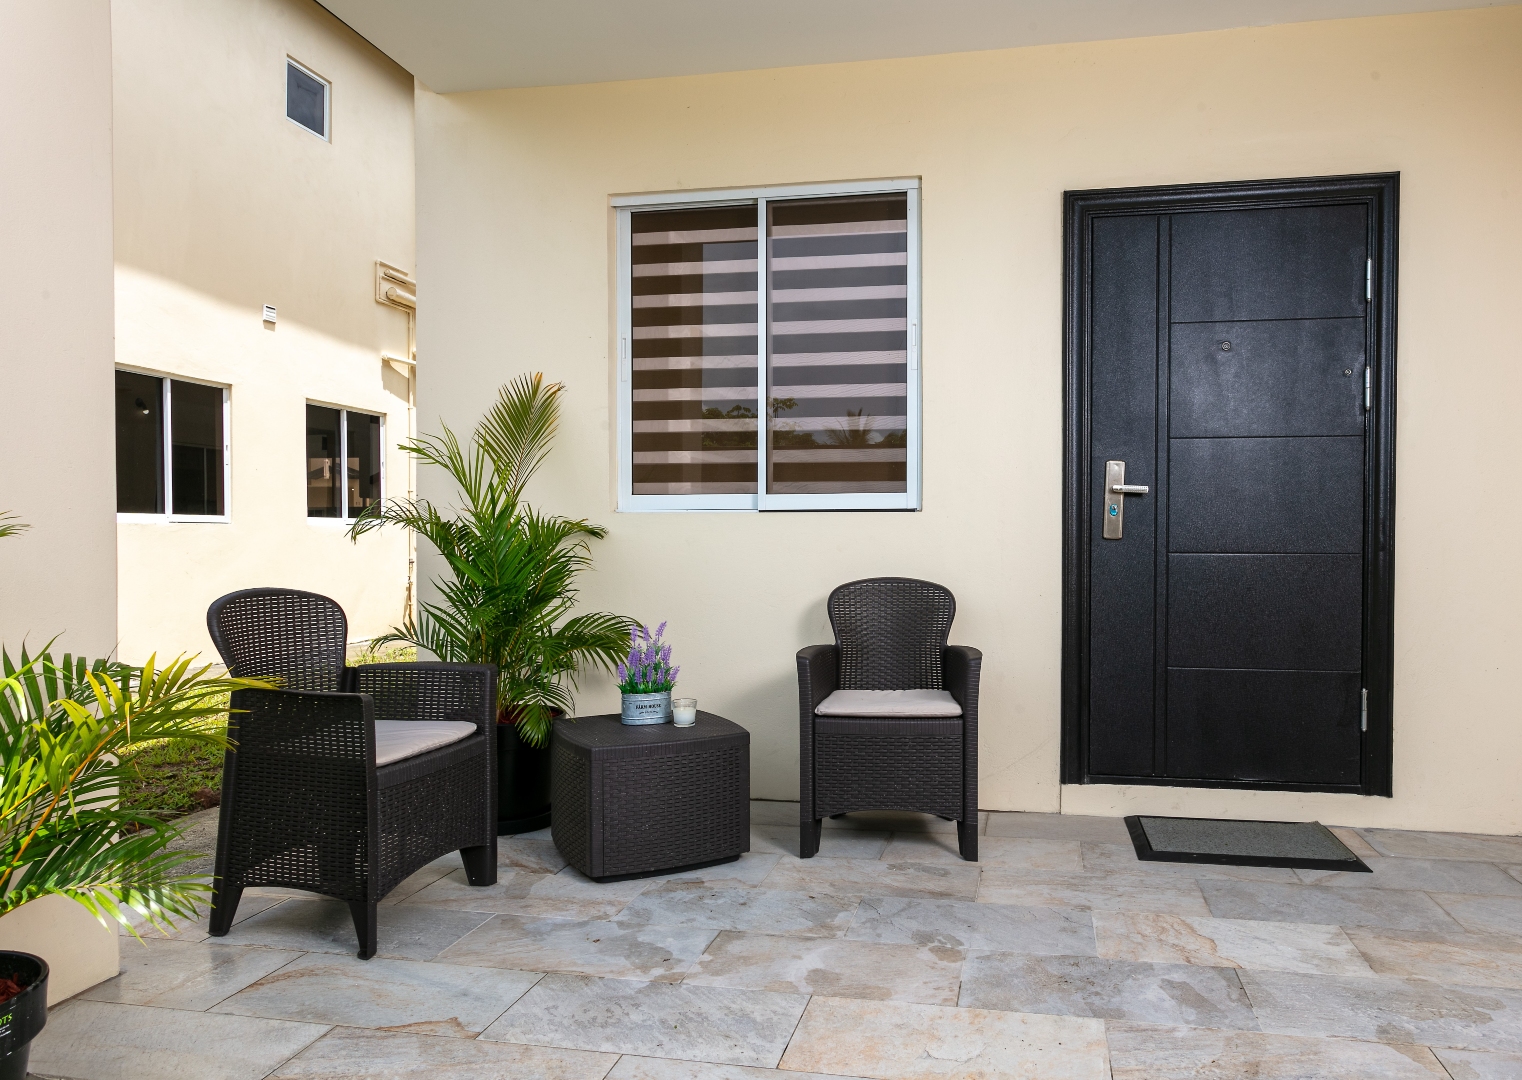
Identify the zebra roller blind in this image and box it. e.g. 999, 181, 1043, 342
768, 194, 908, 495
631, 205, 759, 496
620, 181, 919, 510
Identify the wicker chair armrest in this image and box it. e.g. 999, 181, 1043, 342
350, 662, 498, 736
228, 688, 374, 763
797, 645, 840, 714
943, 646, 982, 712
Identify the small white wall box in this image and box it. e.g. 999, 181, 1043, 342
262, 305, 277, 323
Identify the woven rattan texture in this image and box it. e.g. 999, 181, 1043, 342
353, 663, 493, 733
376, 749, 490, 895
550, 740, 591, 873
814, 732, 963, 818
208, 589, 348, 691
828, 578, 954, 691
218, 689, 372, 900
551, 714, 749, 879
601, 747, 747, 877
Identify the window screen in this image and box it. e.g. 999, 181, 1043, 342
306, 405, 341, 517
767, 194, 908, 494
286, 61, 327, 138
630, 205, 759, 496
171, 380, 225, 515
346, 410, 382, 516
116, 370, 164, 514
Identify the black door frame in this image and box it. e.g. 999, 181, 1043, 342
1061, 173, 1398, 796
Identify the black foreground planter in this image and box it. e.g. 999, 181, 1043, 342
497, 718, 553, 835
0, 951, 48, 1080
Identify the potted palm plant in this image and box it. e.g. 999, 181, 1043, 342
351, 373, 633, 833
0, 645, 261, 1078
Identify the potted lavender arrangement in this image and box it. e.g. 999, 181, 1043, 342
617, 623, 679, 725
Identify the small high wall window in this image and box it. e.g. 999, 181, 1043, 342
286, 58, 329, 140
307, 404, 382, 520
615, 179, 920, 511
115, 370, 229, 518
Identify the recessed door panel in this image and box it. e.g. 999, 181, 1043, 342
1166, 669, 1362, 785
1171, 205, 1368, 322
1170, 437, 1365, 554
1170, 319, 1366, 438
1169, 554, 1362, 671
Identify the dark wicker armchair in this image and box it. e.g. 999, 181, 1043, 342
797, 577, 982, 861
205, 588, 497, 958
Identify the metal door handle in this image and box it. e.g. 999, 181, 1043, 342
1103, 460, 1147, 539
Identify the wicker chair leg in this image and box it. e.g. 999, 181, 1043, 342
460, 844, 496, 886
800, 818, 822, 859
207, 884, 242, 936
349, 901, 378, 960
957, 819, 979, 862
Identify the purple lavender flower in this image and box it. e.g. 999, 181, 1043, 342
655, 621, 667, 639
617, 661, 627, 681
659, 644, 671, 664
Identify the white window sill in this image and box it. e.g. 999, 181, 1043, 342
117, 513, 231, 524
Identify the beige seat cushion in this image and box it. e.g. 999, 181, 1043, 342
814, 689, 962, 718
374, 719, 478, 766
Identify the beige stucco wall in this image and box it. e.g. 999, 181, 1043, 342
415, 6, 1522, 834
0, 0, 122, 994
112, 0, 416, 664
0, 0, 119, 661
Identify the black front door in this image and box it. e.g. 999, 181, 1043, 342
1063, 175, 1397, 795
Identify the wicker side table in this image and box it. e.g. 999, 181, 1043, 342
551, 711, 750, 881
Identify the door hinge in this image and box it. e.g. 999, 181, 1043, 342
1364, 367, 1371, 410
1361, 688, 1368, 732
1366, 259, 1372, 302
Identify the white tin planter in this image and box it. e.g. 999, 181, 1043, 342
620, 691, 671, 725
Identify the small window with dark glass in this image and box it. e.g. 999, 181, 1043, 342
307, 404, 382, 520
286, 59, 328, 140
115, 370, 227, 517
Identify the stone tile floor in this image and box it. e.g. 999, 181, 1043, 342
26, 803, 1522, 1080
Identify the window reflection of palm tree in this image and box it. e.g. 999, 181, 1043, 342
824, 408, 879, 448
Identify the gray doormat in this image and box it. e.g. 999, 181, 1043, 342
1125, 815, 1372, 872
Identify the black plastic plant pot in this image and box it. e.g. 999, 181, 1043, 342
497, 715, 555, 835
0, 951, 48, 1080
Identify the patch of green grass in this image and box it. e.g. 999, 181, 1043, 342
120, 735, 226, 821
348, 643, 418, 666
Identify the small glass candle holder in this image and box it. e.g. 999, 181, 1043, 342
671, 697, 698, 726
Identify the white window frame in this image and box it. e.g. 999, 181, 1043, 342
285, 57, 331, 142
614, 178, 921, 513
115, 368, 232, 524
306, 401, 385, 524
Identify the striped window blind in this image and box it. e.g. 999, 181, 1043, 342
630, 205, 759, 495
767, 194, 909, 494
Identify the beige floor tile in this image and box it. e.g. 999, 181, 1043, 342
684, 930, 963, 1004
81, 937, 304, 1011
269, 1026, 618, 1079
482, 972, 808, 1068
1106, 1022, 1449, 1079
1297, 856, 1522, 895
1430, 892, 1522, 936
846, 896, 1097, 956
1344, 926, 1522, 988
1433, 1047, 1522, 1079
497, 836, 570, 873
763, 855, 981, 900
434, 912, 715, 981
213, 953, 542, 1035
216, 897, 492, 961
608, 1056, 872, 1080
1092, 911, 1373, 976
1358, 829, 1522, 863
1328, 826, 1382, 860
753, 824, 890, 860
403, 867, 648, 920
778, 995, 1109, 1080
29, 999, 329, 1080
379, 861, 459, 905
978, 869, 1210, 916
615, 881, 858, 937
882, 834, 1081, 871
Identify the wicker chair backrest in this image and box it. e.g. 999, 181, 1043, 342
826, 577, 955, 691
207, 588, 349, 692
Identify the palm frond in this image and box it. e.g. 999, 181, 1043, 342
476, 372, 564, 498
